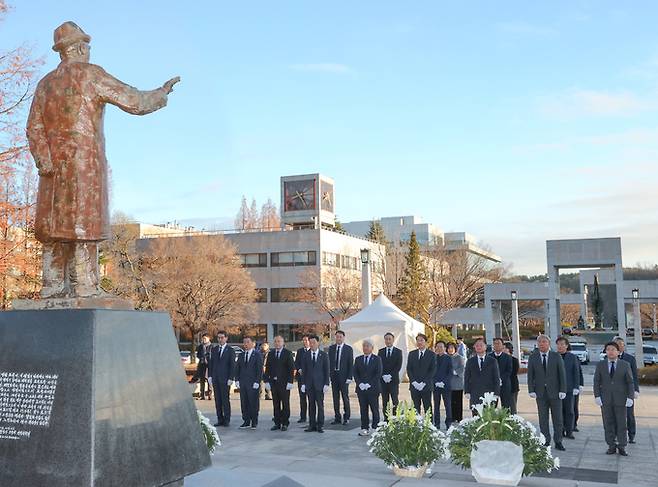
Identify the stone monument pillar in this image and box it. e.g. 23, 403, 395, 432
0, 22, 210, 487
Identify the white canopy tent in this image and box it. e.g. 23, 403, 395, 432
340, 294, 426, 381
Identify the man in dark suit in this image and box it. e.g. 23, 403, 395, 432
354, 338, 383, 436
209, 330, 235, 427
234, 336, 263, 429
301, 334, 330, 433
294, 335, 311, 423
263, 335, 295, 431
433, 341, 453, 429
615, 337, 640, 444
594, 341, 635, 456
490, 337, 513, 410
527, 335, 567, 451
556, 337, 580, 440
328, 330, 354, 425
406, 333, 436, 414
464, 337, 501, 412
504, 343, 520, 415
378, 332, 402, 421
191, 333, 213, 400
574, 355, 584, 432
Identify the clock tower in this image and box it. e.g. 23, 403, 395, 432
280, 173, 335, 228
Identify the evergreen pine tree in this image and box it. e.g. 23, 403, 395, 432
366, 220, 387, 245
396, 231, 430, 323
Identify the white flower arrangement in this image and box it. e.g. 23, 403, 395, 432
197, 410, 221, 454
446, 394, 558, 476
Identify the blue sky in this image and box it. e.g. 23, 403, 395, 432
4, 1, 658, 274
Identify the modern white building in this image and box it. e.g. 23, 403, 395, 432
138, 174, 385, 345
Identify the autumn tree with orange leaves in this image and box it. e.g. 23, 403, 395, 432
0, 1, 44, 307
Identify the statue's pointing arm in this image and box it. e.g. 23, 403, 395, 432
93, 66, 171, 115
26, 87, 53, 176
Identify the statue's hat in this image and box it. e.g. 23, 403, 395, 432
52, 21, 91, 52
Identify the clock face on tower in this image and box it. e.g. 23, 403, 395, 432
284, 179, 316, 211
320, 180, 334, 213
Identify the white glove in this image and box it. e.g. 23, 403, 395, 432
286, 383, 294, 390
207, 377, 212, 385
323, 385, 330, 394
453, 370, 458, 375
359, 383, 368, 391
626, 398, 634, 408
365, 383, 371, 390
227, 379, 233, 386
235, 381, 240, 389
573, 388, 580, 396
529, 392, 537, 399
634, 391, 640, 399
418, 382, 426, 391
252, 382, 259, 389
264, 382, 271, 391
595, 397, 602, 407
437, 382, 445, 388
301, 385, 306, 393
558, 392, 566, 400
411, 381, 420, 390
346, 379, 353, 384
382, 374, 392, 383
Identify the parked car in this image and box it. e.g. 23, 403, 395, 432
642, 328, 655, 339
570, 342, 589, 364
180, 350, 192, 365
643, 345, 658, 366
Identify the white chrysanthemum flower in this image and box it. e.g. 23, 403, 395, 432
481, 392, 498, 406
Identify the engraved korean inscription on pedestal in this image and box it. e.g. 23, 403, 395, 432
0, 372, 58, 441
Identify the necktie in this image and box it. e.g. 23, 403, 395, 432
365, 355, 369, 366
313, 352, 317, 363
420, 351, 424, 360
479, 357, 484, 370
335, 346, 340, 371
610, 361, 615, 378
387, 348, 391, 359
219, 345, 224, 358
276, 350, 280, 360
245, 351, 248, 363
542, 354, 547, 371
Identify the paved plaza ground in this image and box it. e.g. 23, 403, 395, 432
186, 373, 658, 487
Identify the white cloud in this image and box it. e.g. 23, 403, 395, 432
539, 88, 656, 118
496, 21, 558, 37
290, 63, 353, 74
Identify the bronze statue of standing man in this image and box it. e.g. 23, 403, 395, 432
26, 22, 179, 299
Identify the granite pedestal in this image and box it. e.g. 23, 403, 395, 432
0, 309, 210, 487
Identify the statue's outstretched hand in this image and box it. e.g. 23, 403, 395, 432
162, 76, 181, 94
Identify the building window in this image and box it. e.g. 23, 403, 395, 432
341, 255, 358, 270
270, 287, 315, 303
271, 251, 317, 267
227, 324, 267, 344
255, 288, 268, 303
272, 324, 306, 342
322, 251, 340, 267
240, 253, 267, 267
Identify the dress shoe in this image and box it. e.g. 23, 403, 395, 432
342, 419, 350, 425
330, 419, 342, 425
250, 423, 258, 430
554, 443, 565, 451
213, 422, 222, 427
628, 435, 636, 444
565, 433, 576, 440
606, 446, 617, 455
297, 418, 307, 423
358, 429, 370, 437
618, 447, 628, 456
281, 425, 288, 431
304, 427, 317, 432
239, 422, 250, 429
270, 425, 281, 431
317, 428, 324, 433
573, 427, 579, 432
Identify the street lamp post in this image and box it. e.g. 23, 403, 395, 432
511, 290, 521, 360
632, 289, 644, 367
583, 284, 589, 328
360, 248, 372, 308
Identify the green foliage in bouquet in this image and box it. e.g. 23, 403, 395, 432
447, 393, 558, 476
367, 402, 447, 468
197, 410, 221, 454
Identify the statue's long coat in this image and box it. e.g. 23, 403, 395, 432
27, 61, 167, 242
